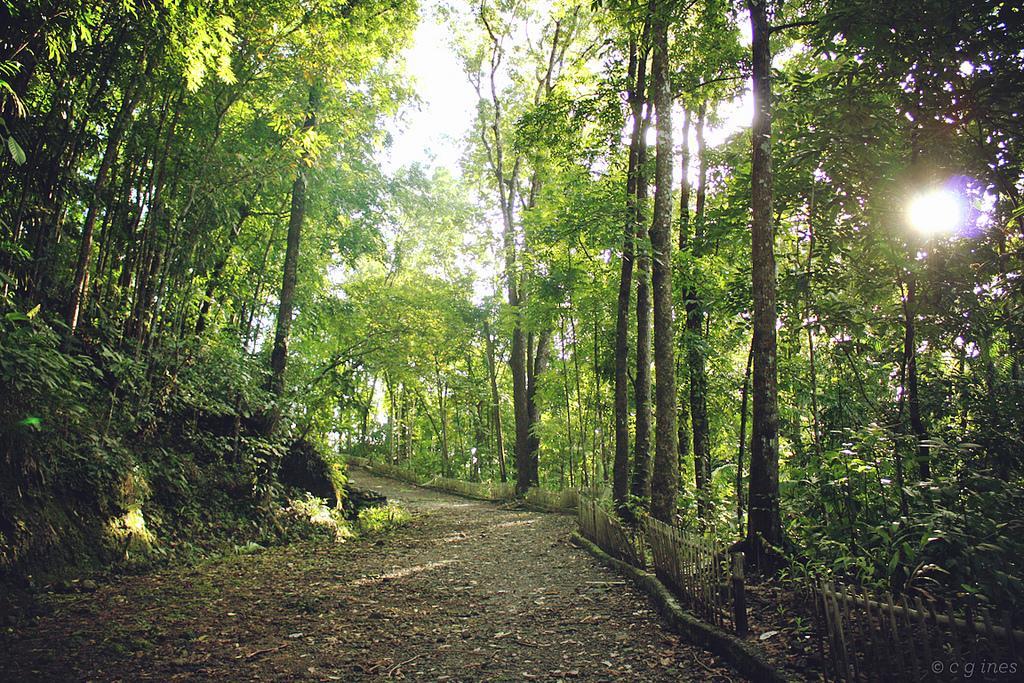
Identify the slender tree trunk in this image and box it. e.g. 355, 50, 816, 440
648, 3, 679, 523
526, 329, 551, 486
477, 4, 567, 494
677, 108, 693, 487
613, 31, 644, 511
268, 169, 306, 403
480, 23, 530, 493
803, 184, 827, 474
571, 312, 590, 488
484, 319, 507, 482
241, 219, 279, 349
127, 89, 181, 345
66, 74, 141, 336
738, 338, 754, 536
559, 313, 577, 488
439, 380, 449, 478
902, 273, 930, 479
361, 376, 376, 446
687, 102, 712, 524
387, 376, 397, 462
196, 201, 250, 335
506, 204, 530, 493
402, 388, 412, 463
745, 0, 784, 565
93, 145, 138, 311
595, 311, 608, 484
630, 44, 655, 505
474, 397, 486, 481
268, 89, 317, 411
634, 117, 654, 506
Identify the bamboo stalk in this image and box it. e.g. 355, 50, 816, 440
860, 585, 878, 680
913, 596, 935, 673
964, 603, 976, 661
981, 608, 996, 657
828, 584, 852, 680
819, 583, 837, 679
889, 592, 916, 680
840, 585, 859, 681
945, 601, 963, 667
811, 585, 835, 679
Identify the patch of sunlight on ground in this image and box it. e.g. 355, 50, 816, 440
495, 519, 537, 529
353, 560, 456, 586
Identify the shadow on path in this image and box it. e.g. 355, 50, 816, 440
0, 467, 742, 681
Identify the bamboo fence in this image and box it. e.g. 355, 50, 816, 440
428, 476, 516, 501
577, 498, 646, 568
812, 580, 1024, 681
645, 516, 736, 630
525, 486, 579, 511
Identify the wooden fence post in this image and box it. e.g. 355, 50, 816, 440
732, 551, 748, 638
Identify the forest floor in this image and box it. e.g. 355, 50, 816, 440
0, 467, 743, 682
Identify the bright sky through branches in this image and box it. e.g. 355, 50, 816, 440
384, 1, 755, 180
383, 0, 476, 176
378, 0, 756, 307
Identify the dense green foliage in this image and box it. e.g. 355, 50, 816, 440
1, 0, 416, 580
2, 0, 1022, 619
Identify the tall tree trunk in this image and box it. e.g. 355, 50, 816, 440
474, 397, 486, 481
466, 352, 485, 480
268, 89, 317, 411
241, 218, 279, 350
630, 49, 655, 505
361, 376, 376, 446
745, 0, 784, 565
478, 10, 530, 493
634, 101, 654, 506
438, 380, 449, 478
902, 273, 930, 479
93, 144, 138, 312
610, 22, 651, 511
687, 102, 712, 524
677, 108, 693, 487
66, 73, 141, 336
128, 96, 180, 346
526, 329, 552, 486
477, 3, 569, 494
387, 376, 397, 462
402, 387, 412, 463
571, 312, 590, 488
804, 184, 822, 460
737, 337, 754, 536
560, 312, 577, 488
648, 3, 679, 524
268, 169, 306, 403
484, 319, 508, 482
510, 327, 530, 490
613, 30, 644, 512
496, 121, 530, 493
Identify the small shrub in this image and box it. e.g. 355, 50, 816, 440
282, 494, 354, 542
357, 503, 410, 535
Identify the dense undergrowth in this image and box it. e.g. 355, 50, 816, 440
0, 312, 366, 589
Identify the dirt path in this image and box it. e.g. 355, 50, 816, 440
1, 469, 742, 681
